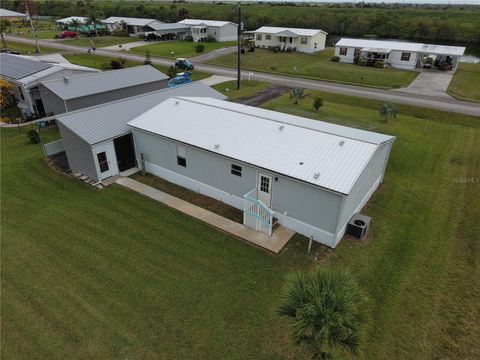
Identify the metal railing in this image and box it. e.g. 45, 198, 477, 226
243, 188, 273, 236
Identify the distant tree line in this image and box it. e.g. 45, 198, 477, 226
3, 1, 480, 44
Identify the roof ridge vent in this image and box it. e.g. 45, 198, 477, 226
63, 76, 69, 83
278, 125, 284, 131
214, 144, 220, 149
313, 172, 320, 180
339, 140, 345, 146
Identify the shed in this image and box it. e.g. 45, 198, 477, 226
39, 65, 169, 115
50, 82, 226, 183
127, 97, 395, 247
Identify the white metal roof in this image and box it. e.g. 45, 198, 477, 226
253, 26, 327, 36
336, 38, 465, 56
0, 8, 27, 17
55, 83, 226, 146
56, 16, 89, 24
178, 19, 237, 27
127, 97, 395, 195
41, 65, 168, 100
361, 47, 392, 54
102, 16, 161, 27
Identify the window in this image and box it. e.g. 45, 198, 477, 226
177, 145, 186, 167
231, 164, 242, 177
256, 33, 262, 41
265, 34, 271, 40
260, 176, 270, 193
97, 152, 109, 173
401, 52, 411, 61
18, 86, 25, 100
300, 36, 308, 45
339, 47, 347, 56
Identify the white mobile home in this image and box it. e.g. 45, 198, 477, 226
177, 19, 238, 42
253, 26, 327, 53
335, 38, 465, 71
128, 97, 395, 248
102, 17, 163, 37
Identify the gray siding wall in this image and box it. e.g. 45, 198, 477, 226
338, 141, 393, 230
39, 83, 67, 115
58, 123, 98, 181
65, 79, 168, 112
217, 24, 238, 41
133, 129, 343, 233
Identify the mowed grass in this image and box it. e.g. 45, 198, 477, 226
130, 40, 236, 59
1, 40, 59, 55
62, 36, 140, 48
262, 92, 480, 359
212, 80, 270, 100
1, 126, 316, 359
209, 48, 419, 89
62, 53, 211, 81
447, 62, 480, 102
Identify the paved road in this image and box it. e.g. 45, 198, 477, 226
8, 36, 480, 117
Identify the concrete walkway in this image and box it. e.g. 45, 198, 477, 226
189, 46, 237, 62
394, 71, 454, 98
200, 75, 235, 86
101, 40, 153, 51
115, 177, 295, 253
7, 36, 480, 117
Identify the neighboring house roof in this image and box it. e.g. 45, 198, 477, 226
0, 53, 99, 85
178, 19, 237, 27
0, 8, 27, 17
41, 65, 168, 100
127, 97, 395, 195
148, 22, 189, 31
102, 16, 162, 27
56, 16, 89, 24
336, 38, 465, 56
55, 82, 226, 146
22, 53, 71, 64
253, 26, 327, 36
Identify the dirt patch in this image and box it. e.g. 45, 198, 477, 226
236, 85, 291, 107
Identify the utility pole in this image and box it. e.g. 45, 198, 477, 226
237, 2, 242, 90
25, 1, 40, 53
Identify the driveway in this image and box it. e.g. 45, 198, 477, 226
189, 46, 237, 62
101, 40, 152, 51
394, 71, 454, 98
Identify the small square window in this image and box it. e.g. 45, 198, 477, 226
256, 34, 262, 41
339, 47, 347, 56
177, 145, 186, 167
300, 36, 308, 45
231, 164, 242, 177
177, 156, 186, 167
265, 34, 271, 40
401, 52, 411, 61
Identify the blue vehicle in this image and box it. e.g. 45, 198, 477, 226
174, 58, 194, 71
168, 72, 193, 87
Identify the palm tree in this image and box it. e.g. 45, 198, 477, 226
379, 103, 398, 122
0, 19, 11, 49
88, 10, 103, 37
69, 18, 81, 33
278, 268, 369, 360
290, 88, 308, 104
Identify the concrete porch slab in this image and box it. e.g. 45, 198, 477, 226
115, 177, 295, 253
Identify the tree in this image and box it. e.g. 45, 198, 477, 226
313, 97, 324, 112
290, 88, 308, 105
87, 12, 99, 37
278, 268, 369, 360
0, 19, 11, 49
379, 103, 397, 122
194, 43, 205, 53
0, 79, 16, 109
144, 50, 152, 65
70, 18, 81, 32
167, 65, 178, 79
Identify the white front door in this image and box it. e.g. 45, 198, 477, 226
96, 150, 112, 180
257, 173, 273, 208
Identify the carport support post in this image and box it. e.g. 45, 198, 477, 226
140, 153, 146, 176
307, 236, 313, 254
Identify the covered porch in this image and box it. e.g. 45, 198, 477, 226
359, 47, 391, 67
273, 30, 299, 51
190, 25, 208, 42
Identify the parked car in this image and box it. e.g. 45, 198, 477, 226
168, 72, 193, 88
144, 33, 160, 42
438, 62, 453, 71
55, 31, 78, 39
175, 58, 194, 71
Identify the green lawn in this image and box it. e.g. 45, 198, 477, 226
130, 40, 237, 59
63, 53, 211, 81
10, 30, 59, 40
212, 80, 270, 101
62, 36, 140, 48
209, 48, 419, 89
447, 62, 480, 102
2, 91, 479, 359
1, 40, 58, 55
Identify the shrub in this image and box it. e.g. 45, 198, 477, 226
111, 29, 129, 37
194, 43, 205, 53
331, 55, 340, 62
354, 55, 360, 64
110, 60, 124, 69
358, 58, 368, 66
27, 130, 40, 144
286, 47, 293, 53
184, 35, 193, 42
313, 97, 324, 112
167, 65, 178, 79
374, 60, 385, 68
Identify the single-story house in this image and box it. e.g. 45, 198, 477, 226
177, 19, 238, 42
55, 16, 104, 32
102, 16, 163, 37
144, 22, 191, 40
0, 53, 99, 116
334, 38, 466, 71
39, 65, 168, 115
0, 8, 27, 20
46, 82, 226, 183
252, 26, 327, 53
127, 97, 395, 248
